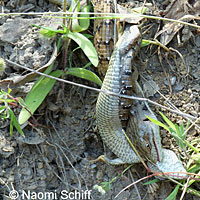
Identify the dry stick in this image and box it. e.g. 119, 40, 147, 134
169, 47, 189, 75
128, 170, 141, 200
158, 46, 173, 94
36, 145, 70, 188
1, 12, 200, 30
50, 122, 91, 193
115, 171, 200, 199
184, 117, 200, 136
5, 59, 198, 121
113, 0, 117, 46
180, 177, 191, 200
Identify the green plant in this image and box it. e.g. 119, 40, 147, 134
93, 164, 133, 194
146, 112, 191, 151
146, 112, 200, 198
18, 0, 102, 124
0, 89, 25, 136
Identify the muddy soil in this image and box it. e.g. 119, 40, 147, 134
0, 0, 199, 200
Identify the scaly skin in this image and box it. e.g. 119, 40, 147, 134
128, 98, 187, 179
96, 25, 142, 164
92, 0, 115, 78
96, 25, 188, 179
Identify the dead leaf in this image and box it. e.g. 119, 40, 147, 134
156, 0, 200, 45
117, 4, 144, 24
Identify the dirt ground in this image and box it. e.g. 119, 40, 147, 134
0, 0, 200, 200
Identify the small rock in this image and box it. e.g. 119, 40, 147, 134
194, 36, 200, 47
96, 169, 104, 181
90, 163, 97, 169
37, 162, 44, 169
187, 88, 192, 94
174, 83, 184, 92
64, 107, 72, 115
192, 84, 200, 92
164, 76, 176, 86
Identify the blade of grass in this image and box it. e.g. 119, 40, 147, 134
143, 179, 160, 185
18, 70, 63, 124
165, 184, 180, 200
8, 108, 24, 136
159, 112, 176, 131
145, 115, 170, 132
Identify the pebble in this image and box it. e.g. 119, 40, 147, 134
164, 76, 176, 86
194, 36, 200, 47
174, 83, 184, 92
187, 88, 192, 94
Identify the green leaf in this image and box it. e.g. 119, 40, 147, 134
187, 187, 200, 197
159, 112, 176, 132
67, 31, 98, 67
175, 124, 181, 137
18, 70, 63, 124
40, 29, 57, 38
188, 164, 200, 173
101, 182, 112, 191
141, 39, 151, 47
82, 33, 93, 39
180, 122, 184, 135
83, 62, 92, 69
79, 5, 91, 30
7, 88, 12, 94
8, 108, 24, 136
0, 99, 15, 104
141, 39, 157, 47
185, 121, 190, 130
165, 184, 180, 200
66, 68, 102, 86
32, 24, 65, 35
171, 132, 186, 150
143, 179, 160, 185
0, 106, 6, 113
10, 113, 14, 136
185, 140, 200, 153
70, 0, 91, 32
145, 115, 170, 132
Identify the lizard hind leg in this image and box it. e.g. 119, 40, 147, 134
90, 155, 127, 165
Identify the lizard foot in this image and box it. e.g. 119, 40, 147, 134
90, 155, 127, 165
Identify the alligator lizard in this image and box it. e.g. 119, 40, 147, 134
96, 24, 187, 178
96, 25, 142, 164
48, 0, 187, 178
